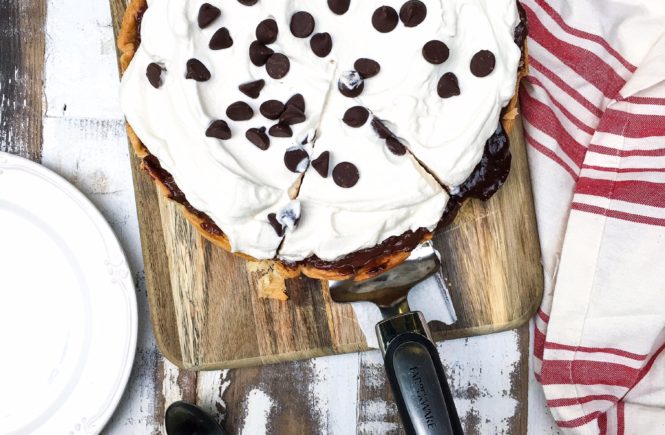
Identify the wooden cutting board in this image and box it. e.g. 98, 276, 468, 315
110, 0, 543, 371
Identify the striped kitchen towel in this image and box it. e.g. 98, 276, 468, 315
519, 0, 665, 433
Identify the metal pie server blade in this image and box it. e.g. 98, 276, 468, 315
329, 243, 441, 318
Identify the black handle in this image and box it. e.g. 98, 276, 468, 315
383, 331, 463, 435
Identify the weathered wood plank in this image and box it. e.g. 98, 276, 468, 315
108, 0, 185, 368
509, 324, 531, 435
357, 351, 403, 434
222, 362, 325, 434
155, 361, 198, 434
0, 0, 46, 160
196, 370, 231, 425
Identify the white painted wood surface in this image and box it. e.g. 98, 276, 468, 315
32, 0, 562, 433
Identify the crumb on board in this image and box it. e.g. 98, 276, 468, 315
246, 261, 288, 301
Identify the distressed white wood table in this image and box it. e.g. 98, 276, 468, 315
0, 1, 561, 433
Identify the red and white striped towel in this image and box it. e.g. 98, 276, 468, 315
520, 0, 665, 433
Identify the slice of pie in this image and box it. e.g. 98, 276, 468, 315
118, 0, 527, 280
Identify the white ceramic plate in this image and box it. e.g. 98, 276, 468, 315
0, 152, 137, 435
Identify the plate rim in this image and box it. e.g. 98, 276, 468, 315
0, 151, 138, 434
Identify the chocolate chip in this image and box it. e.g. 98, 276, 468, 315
372, 6, 398, 33
386, 137, 407, 155
371, 117, 393, 139
246, 127, 270, 150
205, 120, 232, 140
284, 147, 310, 173
310, 32, 333, 57
260, 100, 285, 120
238, 79, 265, 99
338, 71, 364, 98
343, 106, 369, 127
226, 101, 254, 121
209, 27, 233, 50
269, 123, 293, 137
311, 151, 330, 177
198, 3, 220, 29
249, 41, 274, 66
238, 0, 258, 5
332, 162, 359, 188
422, 40, 449, 64
286, 94, 305, 112
399, 0, 427, 27
146, 63, 164, 88
328, 0, 350, 15
470, 50, 496, 77
370, 117, 405, 155
256, 18, 278, 44
437, 72, 460, 98
290, 11, 315, 38
267, 213, 284, 236
279, 104, 306, 125
354, 58, 380, 79
266, 53, 290, 79
185, 58, 211, 81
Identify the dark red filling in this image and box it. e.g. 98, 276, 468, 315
453, 124, 511, 202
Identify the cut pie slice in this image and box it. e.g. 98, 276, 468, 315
349, 0, 523, 189
277, 92, 450, 279
120, 0, 335, 259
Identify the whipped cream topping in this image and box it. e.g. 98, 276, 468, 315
121, 0, 520, 261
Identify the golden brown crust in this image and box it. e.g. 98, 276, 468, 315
118, 0, 146, 75
117, 2, 528, 282
294, 232, 434, 282
502, 42, 529, 134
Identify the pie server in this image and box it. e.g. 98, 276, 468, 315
329, 243, 463, 435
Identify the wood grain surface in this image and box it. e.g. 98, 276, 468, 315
109, 0, 543, 371
1, 1, 565, 433
0, 0, 46, 160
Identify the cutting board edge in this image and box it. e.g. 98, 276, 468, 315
127, 156, 188, 369
433, 285, 543, 342
161, 342, 368, 371
154, 285, 544, 371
